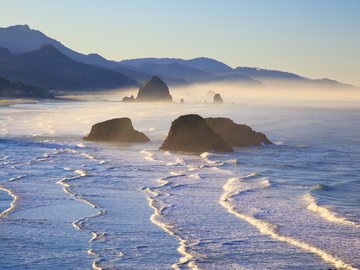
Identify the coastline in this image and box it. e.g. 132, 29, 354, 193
0, 98, 40, 107
0, 97, 76, 107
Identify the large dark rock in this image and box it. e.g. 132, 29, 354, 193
206, 117, 272, 147
136, 76, 172, 102
160, 114, 233, 153
213, 93, 223, 104
84, 118, 150, 143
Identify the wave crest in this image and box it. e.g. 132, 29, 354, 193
303, 193, 360, 228
220, 177, 358, 270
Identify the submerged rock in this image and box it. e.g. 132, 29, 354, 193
84, 118, 150, 143
213, 93, 223, 104
206, 117, 272, 146
160, 114, 233, 153
136, 76, 172, 102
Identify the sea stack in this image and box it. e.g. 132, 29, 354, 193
213, 93, 223, 104
206, 117, 272, 146
160, 114, 233, 153
84, 118, 150, 143
121, 95, 135, 102
136, 76, 172, 102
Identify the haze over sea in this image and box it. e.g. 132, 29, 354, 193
0, 90, 359, 269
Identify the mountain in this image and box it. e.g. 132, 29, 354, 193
0, 75, 52, 98
0, 25, 242, 85
0, 45, 137, 91
148, 62, 257, 84
233, 67, 356, 88
234, 67, 305, 80
0, 25, 356, 89
119, 59, 256, 85
180, 57, 233, 74
114, 65, 152, 82
115, 64, 189, 86
121, 58, 357, 88
119, 58, 356, 88
0, 47, 12, 58
119, 57, 233, 75
0, 25, 118, 68
136, 62, 214, 82
120, 57, 184, 67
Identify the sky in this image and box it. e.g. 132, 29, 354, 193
1, 0, 359, 86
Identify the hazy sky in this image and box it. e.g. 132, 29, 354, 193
1, 0, 359, 86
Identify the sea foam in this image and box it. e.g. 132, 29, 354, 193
220, 177, 358, 270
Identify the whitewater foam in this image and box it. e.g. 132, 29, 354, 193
189, 174, 200, 180
200, 152, 212, 159
77, 143, 86, 148
304, 193, 360, 228
0, 185, 18, 218
8, 175, 27, 182
92, 261, 103, 270
142, 161, 199, 270
141, 149, 156, 161
220, 177, 358, 270
74, 169, 87, 177
56, 164, 109, 268
144, 186, 199, 270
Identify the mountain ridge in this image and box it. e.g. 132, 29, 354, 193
0, 24, 357, 89
0, 24, 118, 68
0, 74, 53, 98
0, 44, 137, 91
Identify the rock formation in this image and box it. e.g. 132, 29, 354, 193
121, 95, 135, 102
121, 76, 173, 103
213, 93, 223, 104
84, 118, 150, 143
160, 114, 233, 153
206, 117, 272, 146
136, 76, 172, 102
206, 90, 216, 98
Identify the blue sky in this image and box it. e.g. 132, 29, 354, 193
1, 0, 359, 86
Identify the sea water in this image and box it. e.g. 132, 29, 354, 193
0, 96, 359, 269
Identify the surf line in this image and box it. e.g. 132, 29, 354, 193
0, 185, 18, 218
57, 169, 107, 270
54, 147, 112, 270
220, 177, 358, 270
142, 171, 199, 270
140, 149, 201, 269
0, 174, 29, 217
8, 175, 27, 182
57, 169, 100, 228
304, 193, 360, 229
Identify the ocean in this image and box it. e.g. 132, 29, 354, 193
0, 96, 359, 269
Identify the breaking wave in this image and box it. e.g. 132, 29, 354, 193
304, 192, 360, 228
220, 176, 358, 270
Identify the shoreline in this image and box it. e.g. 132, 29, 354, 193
0, 98, 41, 107
0, 97, 77, 107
